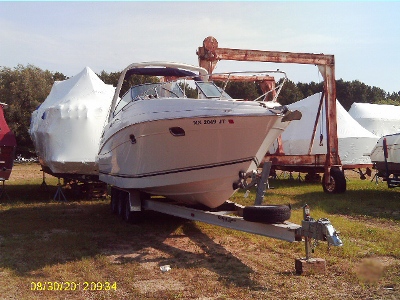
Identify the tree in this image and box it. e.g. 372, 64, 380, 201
98, 70, 120, 86
297, 81, 323, 98
223, 81, 261, 101
98, 70, 160, 97
53, 71, 68, 81
0, 64, 55, 154
276, 79, 304, 105
336, 79, 391, 110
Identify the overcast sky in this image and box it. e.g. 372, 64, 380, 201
1, 2, 399, 93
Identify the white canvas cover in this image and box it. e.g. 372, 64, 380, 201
29, 67, 115, 176
370, 133, 400, 165
269, 93, 380, 165
348, 102, 400, 137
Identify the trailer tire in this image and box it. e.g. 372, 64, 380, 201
322, 167, 346, 194
243, 205, 291, 223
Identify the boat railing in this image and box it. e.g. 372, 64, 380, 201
208, 69, 287, 102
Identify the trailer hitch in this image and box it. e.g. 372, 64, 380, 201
297, 204, 343, 260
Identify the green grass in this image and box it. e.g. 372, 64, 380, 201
1, 164, 399, 299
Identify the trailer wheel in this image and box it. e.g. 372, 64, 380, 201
322, 168, 346, 194
110, 187, 119, 214
243, 205, 291, 223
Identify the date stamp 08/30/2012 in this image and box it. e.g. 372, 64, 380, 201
30, 281, 117, 291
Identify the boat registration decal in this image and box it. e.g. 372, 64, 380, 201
193, 119, 233, 125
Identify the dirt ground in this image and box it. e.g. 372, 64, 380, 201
3, 163, 400, 299
9, 162, 44, 181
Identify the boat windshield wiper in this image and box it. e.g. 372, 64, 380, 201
161, 86, 181, 98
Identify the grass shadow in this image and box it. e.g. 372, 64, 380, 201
293, 190, 399, 219
0, 183, 103, 203
0, 200, 258, 289
266, 178, 400, 221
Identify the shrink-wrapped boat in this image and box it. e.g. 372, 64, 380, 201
29, 67, 114, 179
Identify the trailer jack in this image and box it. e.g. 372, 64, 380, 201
294, 204, 343, 275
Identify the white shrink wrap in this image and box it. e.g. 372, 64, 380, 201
269, 93, 379, 166
30, 67, 115, 176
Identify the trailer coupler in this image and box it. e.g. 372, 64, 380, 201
296, 204, 343, 260
293, 204, 343, 274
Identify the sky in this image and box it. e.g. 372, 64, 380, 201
1, 2, 399, 93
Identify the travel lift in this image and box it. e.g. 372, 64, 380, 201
197, 36, 347, 194
114, 162, 343, 275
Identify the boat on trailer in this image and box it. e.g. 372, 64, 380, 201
97, 62, 301, 208
370, 132, 400, 187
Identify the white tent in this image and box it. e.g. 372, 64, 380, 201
348, 102, 400, 137
269, 93, 380, 166
29, 67, 115, 176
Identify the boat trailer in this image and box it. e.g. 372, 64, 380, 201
112, 163, 343, 274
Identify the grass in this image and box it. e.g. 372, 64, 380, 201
0, 163, 399, 299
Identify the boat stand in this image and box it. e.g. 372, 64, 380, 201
39, 171, 49, 191
54, 178, 67, 202
0, 179, 10, 201
254, 161, 271, 205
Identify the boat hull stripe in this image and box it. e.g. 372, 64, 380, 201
100, 157, 254, 179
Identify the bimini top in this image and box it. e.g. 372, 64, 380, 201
109, 62, 209, 122
125, 67, 201, 80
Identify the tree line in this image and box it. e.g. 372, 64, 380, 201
1, 64, 399, 155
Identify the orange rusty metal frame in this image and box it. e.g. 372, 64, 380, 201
197, 36, 341, 182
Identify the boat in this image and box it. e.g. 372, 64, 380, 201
269, 93, 380, 167
370, 132, 400, 187
97, 62, 301, 208
0, 103, 17, 180
29, 67, 115, 180
348, 102, 400, 137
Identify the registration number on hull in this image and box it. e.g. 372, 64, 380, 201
193, 119, 234, 125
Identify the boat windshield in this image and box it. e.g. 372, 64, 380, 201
131, 82, 184, 100
196, 81, 231, 99
113, 79, 235, 116
114, 82, 185, 115
195, 82, 231, 99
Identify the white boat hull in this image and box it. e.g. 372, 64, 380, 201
98, 105, 289, 207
